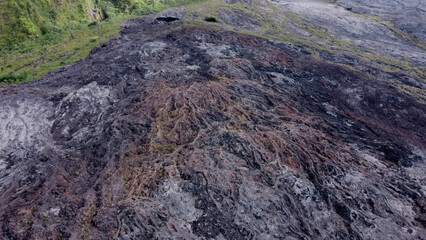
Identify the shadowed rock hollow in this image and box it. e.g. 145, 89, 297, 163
0, 1, 425, 239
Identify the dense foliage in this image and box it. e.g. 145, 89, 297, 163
0, 0, 189, 48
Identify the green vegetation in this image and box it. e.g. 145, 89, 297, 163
0, 72, 28, 84
0, 0, 204, 84
394, 83, 426, 105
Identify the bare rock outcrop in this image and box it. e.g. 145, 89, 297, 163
0, 1, 425, 239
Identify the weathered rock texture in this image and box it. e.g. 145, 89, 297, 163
275, 0, 426, 65
0, 0, 425, 239
337, 0, 426, 42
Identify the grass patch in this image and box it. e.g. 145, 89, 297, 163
393, 83, 426, 105
337, 63, 359, 72
0, 72, 29, 84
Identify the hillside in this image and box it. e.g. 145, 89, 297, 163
0, 0, 425, 239
0, 0, 200, 83
0, 0, 192, 47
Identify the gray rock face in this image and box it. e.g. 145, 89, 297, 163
273, 0, 426, 65
337, 0, 426, 42
0, 1, 425, 240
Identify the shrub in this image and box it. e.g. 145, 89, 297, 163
40, 25, 50, 35
88, 21, 99, 27
0, 72, 29, 84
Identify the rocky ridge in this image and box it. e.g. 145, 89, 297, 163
0, 0, 425, 239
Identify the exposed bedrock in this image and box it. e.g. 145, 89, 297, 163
0, 3, 425, 240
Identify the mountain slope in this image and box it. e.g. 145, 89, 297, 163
0, 0, 425, 239
0, 0, 201, 83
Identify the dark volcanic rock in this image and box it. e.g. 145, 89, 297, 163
0, 3, 425, 240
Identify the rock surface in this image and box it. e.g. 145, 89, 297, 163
274, 0, 426, 65
337, 0, 426, 42
0, 0, 425, 239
